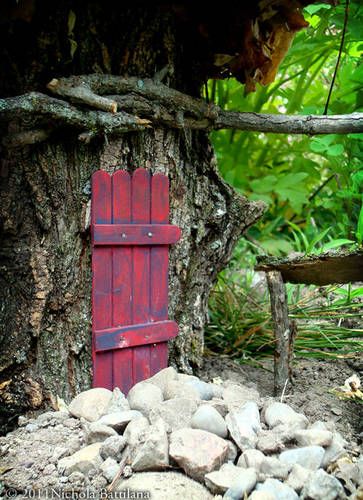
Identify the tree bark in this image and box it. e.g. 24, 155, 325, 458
0, 1, 264, 432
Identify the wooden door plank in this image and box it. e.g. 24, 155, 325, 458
132, 168, 151, 383
112, 170, 133, 393
92, 170, 113, 388
93, 224, 181, 245
94, 320, 179, 351
150, 173, 170, 374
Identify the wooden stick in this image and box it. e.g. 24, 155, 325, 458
266, 271, 295, 396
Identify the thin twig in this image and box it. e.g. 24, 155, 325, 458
280, 378, 289, 402
323, 0, 350, 115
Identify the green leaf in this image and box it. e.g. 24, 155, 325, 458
326, 144, 344, 157
319, 239, 355, 252
250, 175, 277, 193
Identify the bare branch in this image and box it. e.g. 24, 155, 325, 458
0, 74, 362, 147
0, 92, 150, 136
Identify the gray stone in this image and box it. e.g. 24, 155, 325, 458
301, 469, 345, 500
115, 471, 213, 499
260, 456, 290, 480
97, 410, 143, 432
43, 464, 57, 475
100, 457, 119, 483
222, 384, 261, 410
256, 478, 299, 500
237, 449, 265, 470
169, 428, 229, 482
149, 398, 198, 432
264, 402, 308, 429
106, 387, 130, 413
58, 443, 103, 476
87, 422, 117, 444
286, 464, 312, 493
222, 467, 257, 499
100, 435, 127, 461
225, 402, 260, 451
68, 471, 85, 484
191, 405, 228, 438
294, 428, 333, 447
257, 431, 284, 454
321, 433, 347, 468
69, 388, 113, 422
147, 367, 178, 397
279, 446, 325, 470
124, 417, 150, 449
127, 382, 163, 417
131, 418, 169, 471
205, 464, 256, 496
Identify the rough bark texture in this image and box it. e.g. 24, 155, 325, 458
266, 271, 295, 396
0, 2, 265, 432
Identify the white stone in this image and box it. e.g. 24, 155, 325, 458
225, 402, 260, 451
301, 469, 345, 500
58, 443, 102, 476
106, 387, 130, 413
260, 456, 290, 480
255, 478, 299, 500
237, 449, 265, 470
201, 399, 229, 417
222, 468, 257, 499
222, 384, 261, 410
185, 379, 214, 400
123, 416, 150, 449
321, 433, 347, 468
169, 428, 229, 482
146, 367, 178, 397
226, 440, 238, 463
249, 492, 275, 500
257, 430, 284, 454
87, 422, 117, 444
191, 405, 228, 438
264, 402, 308, 429
164, 380, 200, 401
100, 457, 119, 483
279, 446, 325, 470
294, 428, 333, 447
286, 464, 312, 493
127, 382, 163, 416
149, 398, 198, 432
205, 463, 253, 494
97, 410, 143, 432
69, 388, 113, 422
131, 418, 169, 471
115, 471, 213, 499
100, 435, 127, 461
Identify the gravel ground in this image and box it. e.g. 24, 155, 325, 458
199, 354, 363, 451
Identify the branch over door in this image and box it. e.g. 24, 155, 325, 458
91, 168, 181, 394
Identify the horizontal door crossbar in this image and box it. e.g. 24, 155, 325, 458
93, 224, 181, 245
94, 320, 178, 352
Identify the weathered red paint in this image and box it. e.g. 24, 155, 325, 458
91, 168, 180, 393
93, 224, 181, 245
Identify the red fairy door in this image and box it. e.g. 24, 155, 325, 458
91, 168, 181, 394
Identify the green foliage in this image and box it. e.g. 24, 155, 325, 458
209, 1, 363, 256
205, 269, 363, 362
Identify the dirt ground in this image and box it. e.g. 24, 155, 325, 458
200, 354, 363, 452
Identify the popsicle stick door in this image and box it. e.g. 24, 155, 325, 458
91, 168, 181, 394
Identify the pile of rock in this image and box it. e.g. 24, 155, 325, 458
1, 367, 362, 499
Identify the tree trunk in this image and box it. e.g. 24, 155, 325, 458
0, 1, 264, 432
